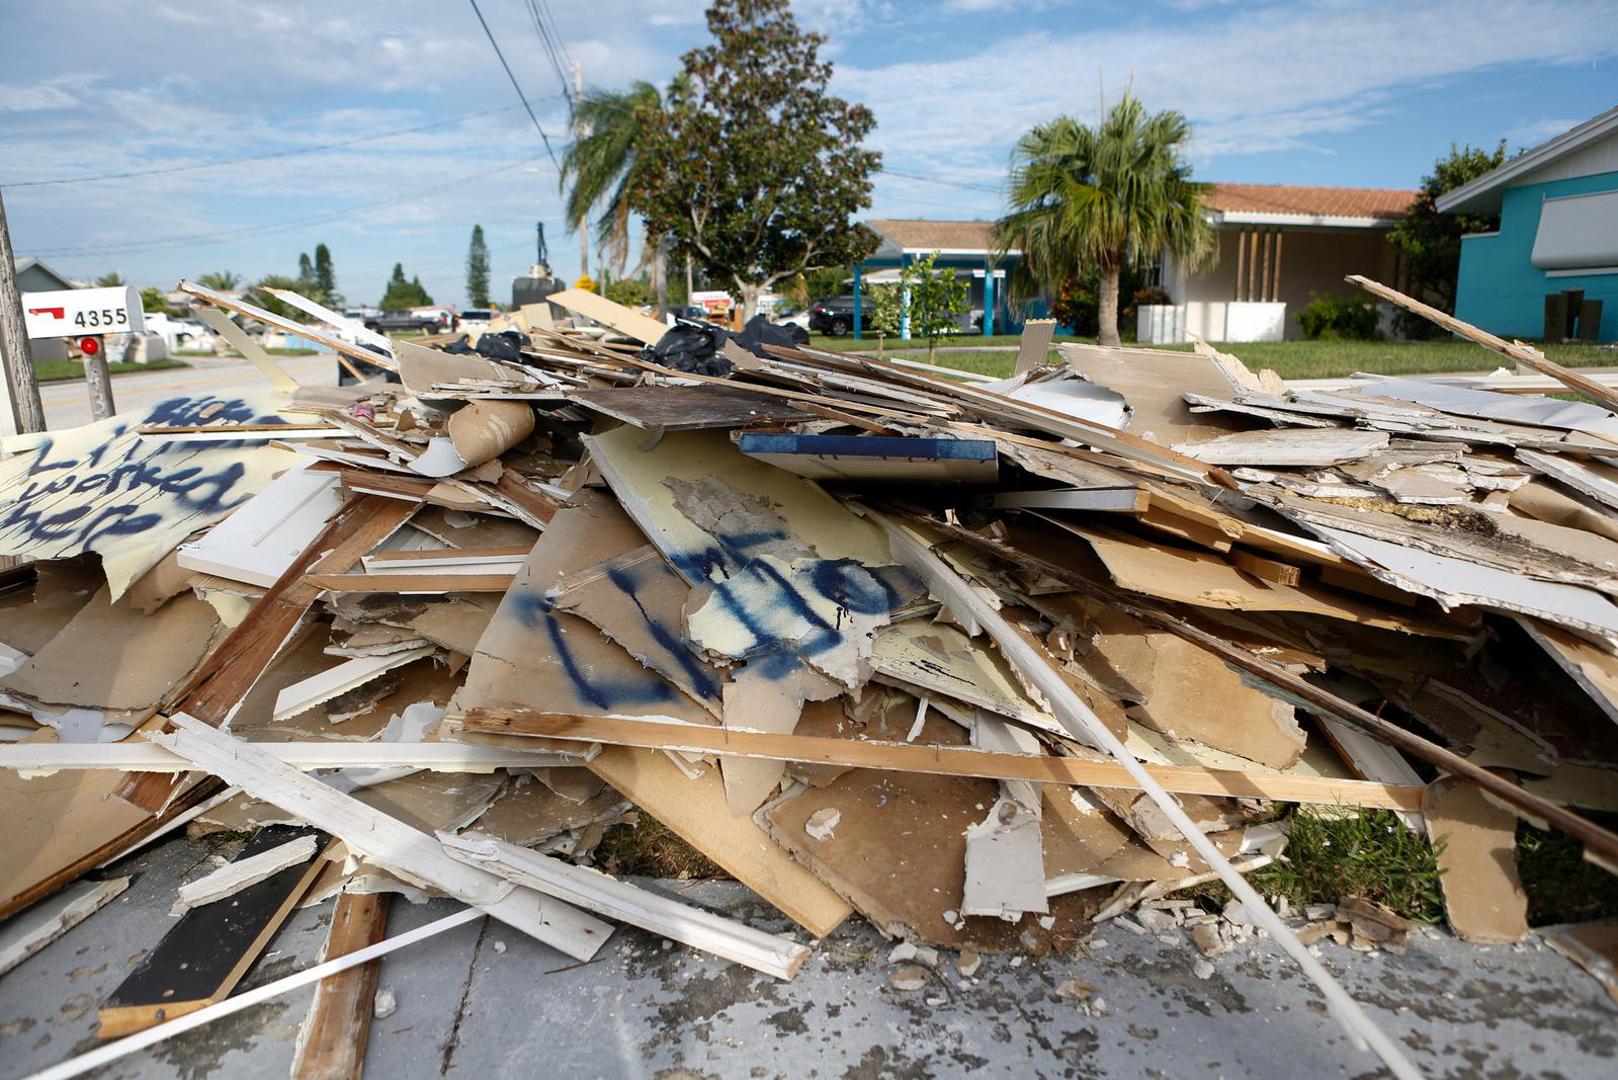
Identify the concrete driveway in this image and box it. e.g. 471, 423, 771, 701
39, 351, 338, 431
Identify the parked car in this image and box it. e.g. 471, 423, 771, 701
808, 295, 856, 336
665, 304, 711, 325
364, 310, 440, 333
772, 306, 812, 332
458, 308, 497, 334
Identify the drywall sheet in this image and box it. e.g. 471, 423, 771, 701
0, 389, 295, 596
1354, 375, 1618, 439
1058, 341, 1244, 444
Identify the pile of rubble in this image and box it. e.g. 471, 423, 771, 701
2, 275, 1617, 1077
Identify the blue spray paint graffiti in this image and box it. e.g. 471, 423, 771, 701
509, 591, 681, 711
0, 395, 283, 554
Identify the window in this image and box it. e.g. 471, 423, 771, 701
1531, 190, 1618, 271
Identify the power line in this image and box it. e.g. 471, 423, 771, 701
467, 0, 564, 171
0, 103, 545, 190
28, 154, 550, 259
525, 0, 574, 107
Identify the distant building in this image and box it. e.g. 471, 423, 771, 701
14, 257, 77, 293
856, 183, 1414, 344
1439, 107, 1618, 343
1162, 184, 1412, 342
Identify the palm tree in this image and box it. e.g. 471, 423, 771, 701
197, 270, 242, 292
560, 79, 680, 311
995, 95, 1212, 348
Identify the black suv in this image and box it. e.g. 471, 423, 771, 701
808, 295, 856, 336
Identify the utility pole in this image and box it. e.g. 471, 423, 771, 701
0, 189, 46, 436
572, 58, 588, 285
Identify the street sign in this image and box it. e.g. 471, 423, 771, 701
21, 286, 144, 340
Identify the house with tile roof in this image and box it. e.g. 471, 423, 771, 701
853, 182, 1415, 343
1438, 107, 1618, 343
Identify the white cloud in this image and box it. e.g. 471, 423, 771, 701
1503, 116, 1581, 150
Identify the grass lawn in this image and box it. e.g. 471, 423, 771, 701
808, 331, 1089, 351
827, 338, 1618, 382
33, 358, 188, 383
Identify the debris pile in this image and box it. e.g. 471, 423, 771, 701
2, 275, 1617, 1076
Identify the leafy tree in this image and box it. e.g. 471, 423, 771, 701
466, 225, 491, 307
197, 270, 241, 291
297, 252, 315, 285
862, 283, 902, 356
313, 243, 339, 306
95, 272, 124, 287
140, 286, 176, 316
604, 276, 654, 309
637, 0, 881, 319
1389, 141, 1508, 336
379, 263, 433, 309
995, 94, 1212, 347
902, 252, 969, 361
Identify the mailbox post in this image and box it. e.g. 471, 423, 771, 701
22, 285, 144, 422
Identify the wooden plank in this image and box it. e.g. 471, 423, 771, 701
291, 893, 391, 1080
179, 280, 396, 373
1348, 275, 1618, 417
1230, 549, 1303, 587
584, 745, 852, 938
176, 834, 321, 912
98, 826, 327, 1037
192, 307, 301, 392
456, 711, 1424, 811
568, 385, 813, 430
305, 572, 515, 594
118, 495, 418, 812
272, 648, 436, 722
0, 741, 578, 774
547, 288, 670, 344
177, 466, 345, 588
152, 714, 612, 961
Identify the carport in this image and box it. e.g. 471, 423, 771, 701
853, 219, 1022, 339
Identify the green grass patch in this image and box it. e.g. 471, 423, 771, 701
33, 358, 188, 383
1241, 810, 1448, 922
809, 331, 1092, 350
595, 816, 725, 880
1516, 818, 1618, 926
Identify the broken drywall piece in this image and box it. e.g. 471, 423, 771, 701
1542, 919, 1618, 1006
409, 401, 535, 479
1174, 428, 1390, 466
961, 714, 1049, 921
548, 544, 724, 716
173, 833, 320, 915
719, 660, 842, 817
1423, 776, 1529, 944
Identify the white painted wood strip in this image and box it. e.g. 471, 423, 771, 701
0, 741, 580, 775
178, 465, 346, 588
272, 646, 436, 722
151, 715, 611, 961
441, 831, 810, 980
175, 834, 319, 912
0, 877, 130, 977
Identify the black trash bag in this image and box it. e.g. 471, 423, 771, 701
473, 329, 530, 363
642, 320, 732, 376
441, 334, 475, 355
732, 312, 808, 355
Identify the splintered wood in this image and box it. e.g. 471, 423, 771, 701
5, 279, 1618, 1080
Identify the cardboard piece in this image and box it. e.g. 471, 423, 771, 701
1424, 776, 1529, 944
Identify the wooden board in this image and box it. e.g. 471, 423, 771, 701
290, 893, 391, 1080
177, 467, 345, 588
98, 826, 326, 1037
547, 288, 670, 344
568, 385, 813, 430
457, 711, 1425, 811
584, 745, 852, 938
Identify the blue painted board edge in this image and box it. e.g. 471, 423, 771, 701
736, 433, 997, 461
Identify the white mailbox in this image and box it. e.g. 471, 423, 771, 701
22, 286, 145, 340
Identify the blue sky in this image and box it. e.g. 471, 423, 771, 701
2, 0, 1614, 308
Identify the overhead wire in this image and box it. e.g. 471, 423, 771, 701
467, 0, 565, 171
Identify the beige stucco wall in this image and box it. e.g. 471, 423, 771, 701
1173, 227, 1399, 340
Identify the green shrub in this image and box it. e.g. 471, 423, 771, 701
1296, 293, 1380, 340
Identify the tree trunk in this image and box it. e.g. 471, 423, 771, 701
653, 236, 668, 317
739, 283, 761, 322
1097, 263, 1122, 347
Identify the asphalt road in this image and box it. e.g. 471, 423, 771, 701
39, 351, 338, 430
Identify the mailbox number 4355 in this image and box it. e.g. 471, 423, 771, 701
73, 308, 128, 329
